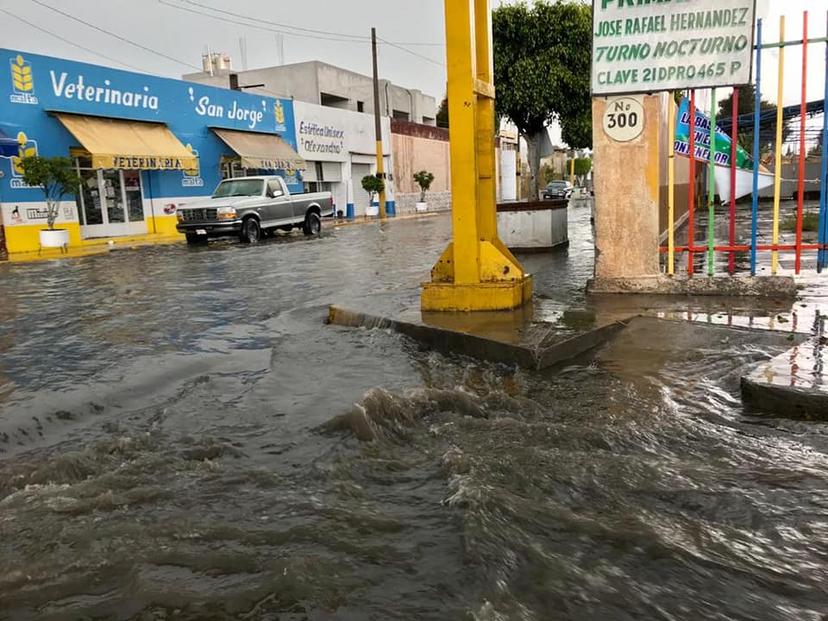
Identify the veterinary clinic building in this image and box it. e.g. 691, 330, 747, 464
0, 49, 304, 255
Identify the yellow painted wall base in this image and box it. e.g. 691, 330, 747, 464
4, 223, 83, 254
4, 216, 183, 256
421, 276, 533, 312
148, 215, 183, 237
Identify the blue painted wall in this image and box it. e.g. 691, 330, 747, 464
0, 48, 302, 204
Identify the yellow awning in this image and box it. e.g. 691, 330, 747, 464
54, 113, 198, 171
212, 128, 306, 172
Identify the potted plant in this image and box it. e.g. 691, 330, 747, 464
413, 170, 434, 212
361, 174, 385, 217
19, 155, 80, 250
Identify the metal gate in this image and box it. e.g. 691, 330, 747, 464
662, 10, 828, 277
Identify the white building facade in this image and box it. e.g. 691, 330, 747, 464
293, 101, 393, 218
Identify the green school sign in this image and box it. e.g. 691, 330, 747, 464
591, 0, 757, 95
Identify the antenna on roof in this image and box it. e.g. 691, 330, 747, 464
239, 37, 249, 71
275, 34, 285, 66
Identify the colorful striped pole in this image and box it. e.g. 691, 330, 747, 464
772, 15, 786, 275
708, 87, 717, 277
668, 92, 676, 275
819, 11, 828, 272
751, 19, 763, 276
795, 11, 809, 275
729, 87, 739, 274
688, 90, 697, 276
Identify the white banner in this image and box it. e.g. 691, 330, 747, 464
591, 0, 756, 95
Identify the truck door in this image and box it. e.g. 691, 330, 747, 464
265, 178, 292, 223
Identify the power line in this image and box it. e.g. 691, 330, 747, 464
157, 1, 445, 71
28, 0, 202, 70
157, 0, 372, 44
377, 36, 445, 68
164, 0, 443, 47
0, 7, 148, 73
180, 0, 368, 41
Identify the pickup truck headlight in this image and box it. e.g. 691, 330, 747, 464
176, 211, 185, 223
217, 207, 238, 221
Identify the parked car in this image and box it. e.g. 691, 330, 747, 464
176, 176, 333, 245
543, 181, 573, 200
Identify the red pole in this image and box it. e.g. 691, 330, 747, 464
796, 11, 809, 275
729, 88, 739, 274
688, 90, 696, 276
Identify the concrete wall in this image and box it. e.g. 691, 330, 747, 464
391, 121, 450, 212
759, 157, 823, 200
183, 61, 437, 125
497, 205, 568, 251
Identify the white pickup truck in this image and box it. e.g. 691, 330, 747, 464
176, 176, 334, 245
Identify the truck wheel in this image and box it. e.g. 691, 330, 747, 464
185, 233, 205, 245
303, 212, 321, 236
240, 218, 261, 244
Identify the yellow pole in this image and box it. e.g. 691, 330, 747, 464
668, 92, 676, 275
442, 0, 479, 285
772, 15, 785, 274
371, 27, 387, 219
375, 139, 386, 219
474, 0, 497, 240
570, 156, 575, 187
421, 0, 531, 312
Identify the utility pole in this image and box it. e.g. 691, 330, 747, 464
371, 27, 387, 219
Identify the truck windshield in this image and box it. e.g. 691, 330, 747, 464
213, 179, 264, 198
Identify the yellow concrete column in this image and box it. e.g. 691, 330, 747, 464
421, 0, 532, 312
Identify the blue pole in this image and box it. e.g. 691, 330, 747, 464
819, 11, 828, 272
751, 19, 763, 276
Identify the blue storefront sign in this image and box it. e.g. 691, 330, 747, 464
0, 48, 302, 207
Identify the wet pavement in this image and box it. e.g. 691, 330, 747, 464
1, 205, 827, 620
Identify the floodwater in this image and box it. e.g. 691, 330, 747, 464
0, 207, 826, 620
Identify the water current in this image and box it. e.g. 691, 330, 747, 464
0, 208, 826, 620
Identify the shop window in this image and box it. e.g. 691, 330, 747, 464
123, 171, 144, 222
221, 160, 247, 180
74, 158, 144, 228
304, 181, 332, 194
75, 159, 102, 226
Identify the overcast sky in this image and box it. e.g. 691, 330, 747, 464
0, 0, 825, 141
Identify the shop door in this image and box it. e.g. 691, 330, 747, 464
350, 164, 372, 216
76, 165, 148, 238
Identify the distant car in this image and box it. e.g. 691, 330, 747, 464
176, 176, 333, 245
543, 181, 573, 200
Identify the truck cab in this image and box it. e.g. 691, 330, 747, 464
176, 176, 334, 245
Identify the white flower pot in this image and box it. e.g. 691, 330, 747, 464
39, 228, 70, 249
415, 201, 428, 213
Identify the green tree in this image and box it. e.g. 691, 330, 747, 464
493, 0, 592, 199
565, 157, 592, 186
436, 97, 449, 129
361, 174, 385, 205
413, 170, 435, 202
19, 156, 80, 230
717, 84, 791, 155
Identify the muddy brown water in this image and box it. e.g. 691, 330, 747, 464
1, 208, 826, 620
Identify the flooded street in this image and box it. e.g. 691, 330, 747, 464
1, 208, 827, 620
